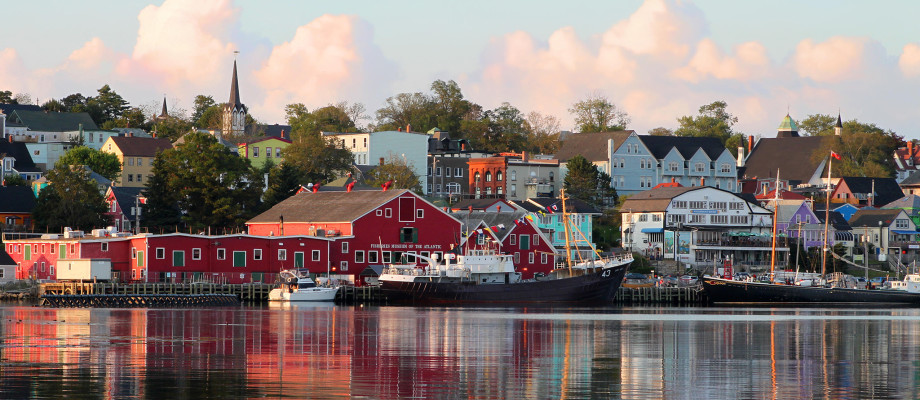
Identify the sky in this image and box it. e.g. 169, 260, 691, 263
3, 0, 920, 139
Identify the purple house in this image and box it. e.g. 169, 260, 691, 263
775, 201, 830, 249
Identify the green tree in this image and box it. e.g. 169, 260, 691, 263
523, 111, 561, 154
32, 164, 110, 232
41, 99, 66, 112
365, 155, 422, 193
648, 127, 674, 136
152, 115, 193, 142
61, 93, 87, 112
284, 103, 358, 135
196, 105, 223, 130
143, 131, 263, 231
374, 92, 435, 132
430, 79, 473, 136
282, 130, 354, 184
813, 119, 903, 178
2, 174, 28, 187
192, 95, 216, 124
262, 163, 305, 210
568, 93, 630, 133
563, 155, 617, 209
86, 84, 130, 125
141, 155, 183, 230
798, 114, 837, 136
58, 146, 122, 181
675, 100, 738, 145
0, 90, 15, 104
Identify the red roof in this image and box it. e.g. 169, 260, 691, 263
652, 182, 683, 189
755, 189, 806, 200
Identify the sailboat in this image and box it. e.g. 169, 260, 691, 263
377, 189, 633, 304
701, 154, 920, 305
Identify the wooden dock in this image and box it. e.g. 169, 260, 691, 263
612, 286, 706, 305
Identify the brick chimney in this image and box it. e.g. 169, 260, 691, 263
406, 124, 412, 133
281, 129, 285, 139
748, 135, 754, 153
521, 151, 528, 162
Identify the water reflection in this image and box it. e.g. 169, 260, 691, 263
1, 305, 920, 399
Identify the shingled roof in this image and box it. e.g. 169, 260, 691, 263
0, 140, 40, 173
247, 189, 408, 224
10, 110, 98, 131
742, 136, 826, 184
637, 135, 727, 160
0, 185, 36, 213
620, 186, 696, 212
848, 209, 904, 228
555, 131, 633, 162
0, 103, 41, 115
108, 136, 173, 157
837, 176, 904, 207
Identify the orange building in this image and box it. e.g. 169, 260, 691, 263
0, 185, 35, 229
468, 157, 507, 199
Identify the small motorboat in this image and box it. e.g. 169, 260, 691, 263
268, 269, 340, 302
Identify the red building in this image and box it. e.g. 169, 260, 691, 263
246, 189, 463, 275
460, 211, 556, 279
468, 157, 507, 199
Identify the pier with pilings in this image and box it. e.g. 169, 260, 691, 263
40, 293, 241, 308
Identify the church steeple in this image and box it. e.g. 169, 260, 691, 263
222, 58, 248, 137
777, 113, 799, 138
157, 97, 168, 120
835, 112, 843, 136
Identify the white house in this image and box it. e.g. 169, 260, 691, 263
324, 129, 430, 194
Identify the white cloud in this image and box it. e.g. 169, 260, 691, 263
253, 14, 397, 121
673, 39, 770, 83
899, 43, 920, 77
792, 37, 888, 83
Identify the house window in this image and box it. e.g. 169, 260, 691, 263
514, 253, 520, 264
400, 227, 418, 243
497, 186, 503, 195
474, 172, 481, 182
519, 235, 530, 250
541, 253, 548, 264
340, 261, 348, 271
486, 172, 492, 182
640, 159, 646, 169
529, 253, 535, 264
254, 249, 262, 260
382, 251, 392, 263
253, 147, 260, 157
101, 242, 108, 252
127, 175, 133, 182
376, 210, 383, 216
436, 167, 442, 176
533, 234, 539, 245
233, 251, 246, 267
217, 248, 226, 260
278, 249, 287, 260
276, 148, 282, 158
549, 172, 554, 181
385, 208, 392, 218
511, 171, 517, 181
417, 209, 424, 218
695, 162, 705, 172
446, 168, 452, 177
192, 248, 201, 260
342, 242, 349, 253
136, 157, 142, 166
173, 251, 185, 267
355, 251, 365, 263
477, 234, 485, 245
312, 250, 321, 261
132, 248, 137, 259
497, 171, 503, 181
368, 251, 379, 263
266, 147, 272, 158
669, 162, 679, 172
511, 184, 517, 197
721, 163, 731, 173
455, 168, 463, 177
128, 158, 134, 166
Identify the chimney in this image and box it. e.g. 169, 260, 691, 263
700, 177, 705, 186
128, 131, 133, 137
737, 146, 745, 167
671, 177, 675, 183
406, 124, 412, 133
522, 151, 528, 162
748, 135, 754, 153
398, 127, 403, 132
281, 129, 285, 139
379, 157, 385, 166
461, 142, 466, 151
151, 132, 157, 138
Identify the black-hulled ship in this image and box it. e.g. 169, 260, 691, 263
378, 250, 631, 304
701, 275, 920, 305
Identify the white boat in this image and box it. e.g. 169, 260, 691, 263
268, 269, 340, 302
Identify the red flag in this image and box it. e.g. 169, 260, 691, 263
346, 181, 356, 192
312, 182, 321, 193
381, 180, 393, 191
546, 205, 554, 214
830, 151, 841, 160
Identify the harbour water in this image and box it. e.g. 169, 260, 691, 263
1, 303, 919, 399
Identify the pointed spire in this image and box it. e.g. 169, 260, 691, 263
159, 97, 168, 119
229, 59, 242, 107
835, 110, 843, 136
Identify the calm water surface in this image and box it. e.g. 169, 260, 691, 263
1, 303, 919, 399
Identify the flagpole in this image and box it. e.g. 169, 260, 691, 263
769, 170, 779, 281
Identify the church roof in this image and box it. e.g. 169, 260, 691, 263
228, 60, 243, 108
778, 114, 797, 132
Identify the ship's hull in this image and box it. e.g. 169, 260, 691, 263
268, 287, 339, 302
379, 262, 630, 305
702, 276, 920, 305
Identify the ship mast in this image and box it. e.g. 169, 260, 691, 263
822, 153, 833, 277
769, 170, 780, 280
560, 189, 574, 274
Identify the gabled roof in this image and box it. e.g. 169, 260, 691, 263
108, 136, 173, 157
0, 248, 15, 267
108, 186, 145, 210
837, 176, 904, 207
637, 135, 727, 160
743, 135, 826, 184
10, 110, 98, 131
816, 211, 852, 231
236, 136, 292, 145
555, 131, 633, 162
775, 202, 808, 222
848, 209, 904, 228
0, 103, 42, 115
0, 185, 36, 213
247, 189, 408, 224
883, 194, 920, 211
255, 124, 292, 139
0, 140, 39, 173
620, 187, 696, 212
900, 170, 920, 186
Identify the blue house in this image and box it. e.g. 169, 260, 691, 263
513, 197, 601, 261
610, 132, 738, 196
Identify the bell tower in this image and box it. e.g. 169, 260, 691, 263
222, 58, 248, 137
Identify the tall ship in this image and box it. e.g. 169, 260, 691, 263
702, 159, 920, 305
378, 190, 633, 304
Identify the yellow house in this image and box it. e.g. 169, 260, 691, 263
237, 136, 291, 169
101, 136, 173, 187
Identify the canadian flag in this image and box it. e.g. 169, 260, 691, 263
831, 151, 841, 160
346, 181, 356, 192
381, 180, 393, 191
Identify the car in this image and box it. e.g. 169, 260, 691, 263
663, 275, 680, 287
869, 277, 887, 284
679, 275, 699, 286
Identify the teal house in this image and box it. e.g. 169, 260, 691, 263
514, 197, 602, 261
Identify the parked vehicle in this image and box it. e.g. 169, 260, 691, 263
662, 275, 680, 287
679, 275, 699, 286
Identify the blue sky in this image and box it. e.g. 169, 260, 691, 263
3, 0, 920, 138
